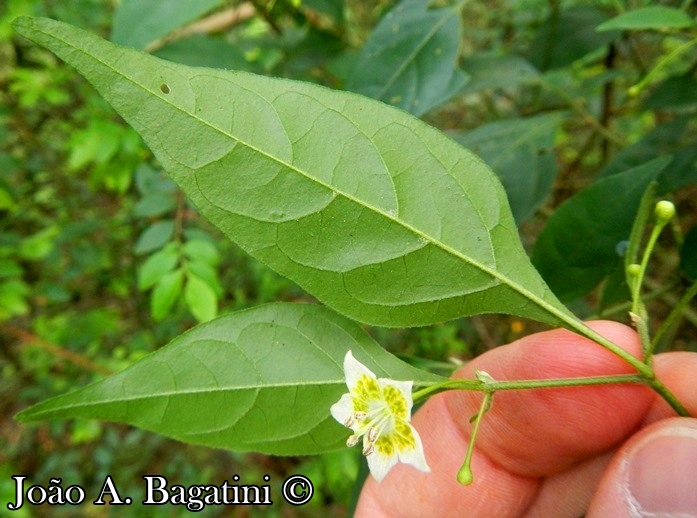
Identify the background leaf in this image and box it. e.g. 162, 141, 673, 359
151, 269, 183, 320
111, 0, 222, 50
184, 271, 218, 322
454, 112, 563, 224
532, 157, 670, 301
346, 0, 469, 116
16, 303, 445, 455
597, 7, 694, 32
13, 17, 573, 328
529, 6, 618, 71
459, 52, 541, 95
598, 116, 697, 192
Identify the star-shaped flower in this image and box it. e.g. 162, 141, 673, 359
330, 351, 430, 482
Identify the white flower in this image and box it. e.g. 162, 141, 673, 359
330, 351, 430, 482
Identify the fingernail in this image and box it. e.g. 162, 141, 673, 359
627, 426, 697, 515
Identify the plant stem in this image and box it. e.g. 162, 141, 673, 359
413, 373, 645, 402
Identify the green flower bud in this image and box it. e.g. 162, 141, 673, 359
627, 263, 642, 277
655, 200, 676, 222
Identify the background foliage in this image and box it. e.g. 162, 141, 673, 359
2, 0, 696, 515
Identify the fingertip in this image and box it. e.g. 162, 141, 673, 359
589, 418, 697, 517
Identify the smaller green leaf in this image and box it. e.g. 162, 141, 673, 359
19, 226, 58, 260
532, 157, 670, 301
597, 7, 694, 32
132, 193, 176, 218
111, 0, 221, 49
137, 243, 179, 290
598, 116, 697, 192
154, 35, 259, 72
182, 239, 219, 265
346, 0, 468, 115
134, 220, 175, 255
187, 261, 222, 297
455, 113, 564, 223
151, 269, 183, 320
184, 272, 218, 323
530, 6, 619, 71
459, 53, 541, 94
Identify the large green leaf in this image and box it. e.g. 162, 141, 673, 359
455, 113, 564, 224
13, 17, 572, 328
346, 0, 469, 116
16, 303, 445, 454
532, 158, 669, 301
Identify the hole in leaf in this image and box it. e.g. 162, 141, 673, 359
159, 83, 171, 94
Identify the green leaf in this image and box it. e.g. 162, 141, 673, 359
459, 53, 541, 95
530, 6, 619, 71
187, 261, 222, 297
346, 0, 469, 116
597, 7, 694, 32
532, 158, 670, 301
184, 271, 218, 323
154, 35, 259, 72
133, 220, 175, 255
15, 303, 445, 454
598, 116, 697, 193
151, 269, 184, 320
454, 113, 564, 224
13, 17, 573, 328
111, 0, 222, 50
133, 192, 176, 218
644, 73, 697, 112
182, 239, 219, 265
137, 243, 179, 290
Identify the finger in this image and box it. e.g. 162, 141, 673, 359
529, 349, 697, 517
356, 321, 653, 517
588, 418, 697, 517
589, 350, 697, 517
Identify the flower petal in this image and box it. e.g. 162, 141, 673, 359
330, 393, 355, 426
343, 351, 376, 389
397, 423, 430, 474
366, 448, 399, 482
378, 378, 413, 420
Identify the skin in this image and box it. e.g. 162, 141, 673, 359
356, 321, 697, 517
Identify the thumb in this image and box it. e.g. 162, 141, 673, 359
589, 418, 697, 517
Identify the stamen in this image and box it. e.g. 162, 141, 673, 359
346, 435, 360, 447
362, 443, 374, 456
367, 427, 378, 443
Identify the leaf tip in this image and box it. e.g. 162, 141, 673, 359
11, 15, 34, 35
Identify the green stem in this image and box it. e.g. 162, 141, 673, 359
414, 373, 645, 403
558, 319, 688, 416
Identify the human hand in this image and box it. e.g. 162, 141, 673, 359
356, 321, 697, 517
